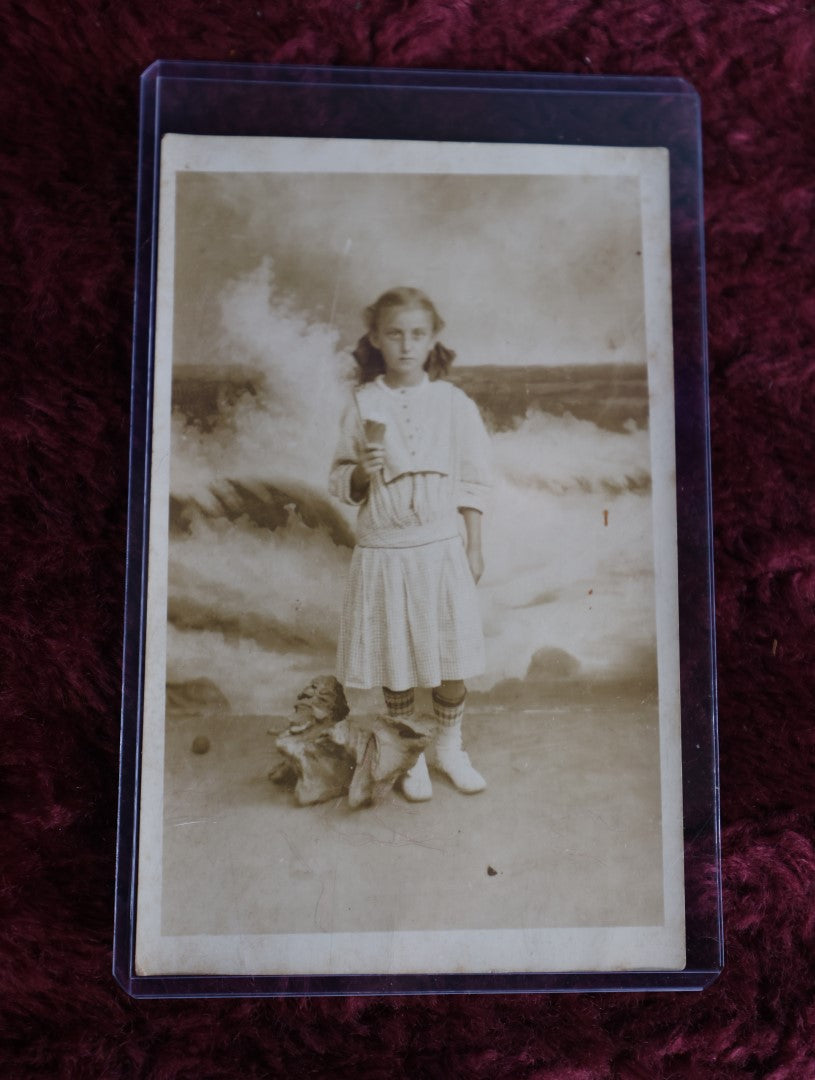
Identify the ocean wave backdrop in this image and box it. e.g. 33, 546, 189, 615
165, 263, 658, 716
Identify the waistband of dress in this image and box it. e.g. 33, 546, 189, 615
356, 517, 460, 549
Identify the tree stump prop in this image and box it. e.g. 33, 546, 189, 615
270, 676, 434, 808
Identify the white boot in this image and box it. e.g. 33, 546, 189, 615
401, 752, 433, 802
431, 718, 486, 794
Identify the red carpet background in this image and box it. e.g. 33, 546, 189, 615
2, 2, 814, 1077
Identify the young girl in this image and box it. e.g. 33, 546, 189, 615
329, 287, 491, 802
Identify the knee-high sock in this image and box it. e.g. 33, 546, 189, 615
383, 686, 415, 719
432, 687, 466, 728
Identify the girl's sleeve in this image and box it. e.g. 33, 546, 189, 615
455, 392, 493, 514
329, 401, 365, 505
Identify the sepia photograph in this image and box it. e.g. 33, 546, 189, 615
135, 135, 685, 977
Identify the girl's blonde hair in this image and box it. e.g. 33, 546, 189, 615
352, 287, 455, 384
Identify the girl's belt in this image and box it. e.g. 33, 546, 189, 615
356, 516, 460, 550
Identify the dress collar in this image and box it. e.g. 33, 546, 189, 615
375, 373, 430, 394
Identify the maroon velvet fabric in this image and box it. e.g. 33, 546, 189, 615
2, 2, 814, 1077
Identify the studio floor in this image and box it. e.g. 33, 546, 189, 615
159, 704, 665, 938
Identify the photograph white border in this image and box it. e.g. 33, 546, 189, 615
135, 134, 684, 977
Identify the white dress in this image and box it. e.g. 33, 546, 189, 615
329, 375, 491, 692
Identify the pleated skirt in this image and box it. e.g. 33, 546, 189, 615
336, 535, 485, 692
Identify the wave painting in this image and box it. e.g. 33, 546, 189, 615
165, 261, 658, 719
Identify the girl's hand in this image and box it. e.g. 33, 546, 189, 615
460, 507, 484, 584
466, 544, 484, 584
359, 445, 386, 478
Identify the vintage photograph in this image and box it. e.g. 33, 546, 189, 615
135, 135, 685, 976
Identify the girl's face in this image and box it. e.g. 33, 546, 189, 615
370, 305, 437, 387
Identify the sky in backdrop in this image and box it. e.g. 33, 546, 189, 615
172, 170, 646, 369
